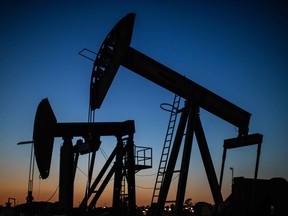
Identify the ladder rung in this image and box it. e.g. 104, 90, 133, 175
165, 135, 172, 139
162, 151, 169, 155
166, 200, 176, 203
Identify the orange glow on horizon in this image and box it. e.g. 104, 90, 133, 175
1, 176, 228, 208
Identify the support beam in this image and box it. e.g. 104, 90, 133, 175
174, 103, 198, 216
122, 47, 250, 136
126, 134, 136, 215
195, 116, 223, 206
55, 121, 135, 137
254, 142, 262, 179
80, 144, 121, 209
88, 165, 116, 210
219, 148, 227, 191
59, 138, 74, 216
113, 137, 124, 210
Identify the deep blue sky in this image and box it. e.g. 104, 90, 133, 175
1, 0, 287, 206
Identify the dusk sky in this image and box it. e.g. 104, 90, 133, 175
1, 0, 287, 207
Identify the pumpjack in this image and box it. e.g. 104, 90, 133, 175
88, 13, 288, 216
31, 97, 153, 216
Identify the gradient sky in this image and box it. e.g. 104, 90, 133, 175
1, 0, 287, 208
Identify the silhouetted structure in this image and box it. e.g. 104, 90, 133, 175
88, 13, 264, 216
17, 12, 288, 216
32, 98, 151, 215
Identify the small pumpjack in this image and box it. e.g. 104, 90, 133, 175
32, 98, 152, 215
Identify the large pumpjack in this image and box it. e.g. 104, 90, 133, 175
87, 13, 287, 216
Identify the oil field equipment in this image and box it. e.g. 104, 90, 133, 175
19, 13, 288, 216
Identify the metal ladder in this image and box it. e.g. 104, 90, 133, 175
121, 145, 128, 204
151, 94, 181, 204
120, 171, 127, 204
